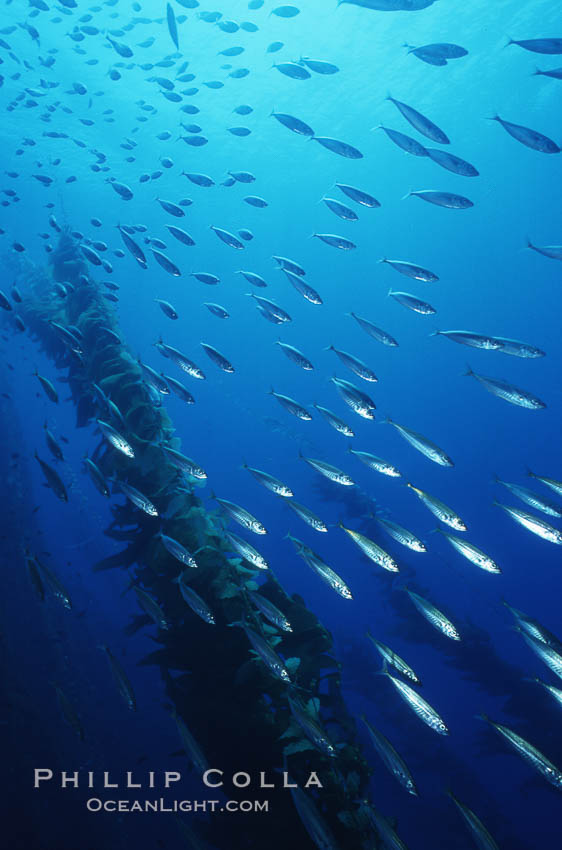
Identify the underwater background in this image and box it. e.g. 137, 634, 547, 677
0, 0, 561, 848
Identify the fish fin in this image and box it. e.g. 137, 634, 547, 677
463, 364, 474, 377
374, 660, 389, 677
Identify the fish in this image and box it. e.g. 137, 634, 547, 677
156, 341, 206, 379
83, 457, 110, 497
213, 494, 267, 534
490, 115, 560, 153
286, 501, 328, 533
280, 268, 323, 304
288, 695, 336, 758
350, 449, 401, 478
494, 476, 562, 517
174, 573, 215, 624
155, 299, 178, 320
339, 523, 399, 572
97, 420, 134, 458
273, 62, 311, 80
211, 226, 244, 250
243, 463, 293, 497
380, 257, 438, 282
151, 248, 181, 277
378, 661, 449, 734
290, 787, 339, 850
271, 111, 314, 136
435, 529, 501, 574
533, 67, 562, 79
404, 189, 474, 209
388, 289, 436, 314
464, 366, 546, 409
375, 124, 429, 157
491, 337, 546, 358
34, 451, 68, 502
300, 453, 355, 486
204, 303, 229, 319
275, 341, 314, 371
166, 3, 179, 49
331, 377, 376, 420
516, 627, 562, 681
171, 712, 209, 772
99, 645, 136, 711
225, 531, 269, 571
361, 715, 418, 795
387, 95, 450, 144
157, 533, 198, 568
234, 622, 291, 682
201, 343, 234, 373
288, 534, 352, 597
133, 586, 170, 630
479, 714, 562, 790
326, 345, 377, 382
527, 469, 562, 498
360, 802, 409, 850
447, 791, 500, 850
28, 553, 71, 609
384, 418, 453, 466
116, 481, 158, 517
314, 405, 354, 437
406, 42, 468, 63
431, 330, 503, 350
376, 516, 426, 552
322, 197, 359, 221
43, 422, 64, 461
312, 233, 356, 250
530, 677, 562, 711
493, 501, 562, 544
118, 225, 147, 268
348, 312, 398, 347
405, 588, 461, 641
160, 446, 206, 480
167, 226, 195, 247
269, 389, 312, 420
407, 484, 467, 531
34, 370, 58, 403
425, 147, 479, 176
335, 183, 380, 207
502, 601, 562, 650
312, 137, 363, 159
367, 634, 421, 683
507, 37, 562, 54
250, 592, 292, 633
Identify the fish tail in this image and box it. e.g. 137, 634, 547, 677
429, 329, 441, 336
504, 37, 514, 48
525, 236, 535, 250
401, 189, 413, 200
463, 363, 474, 377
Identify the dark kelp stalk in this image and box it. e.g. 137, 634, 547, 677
14, 232, 379, 850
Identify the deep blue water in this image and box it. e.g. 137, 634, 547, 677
0, 1, 561, 848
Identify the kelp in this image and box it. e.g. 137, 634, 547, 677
16, 231, 380, 850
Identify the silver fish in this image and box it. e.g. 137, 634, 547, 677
224, 530, 269, 570
494, 500, 562, 544
349, 311, 399, 347
377, 516, 426, 552
480, 714, 562, 789
380, 662, 449, 734
286, 500, 328, 532
99, 644, 136, 711
494, 476, 562, 517
133, 586, 170, 629
385, 418, 453, 466
465, 366, 546, 409
243, 463, 293, 497
387, 95, 449, 143
436, 528, 501, 573
447, 791, 500, 850
213, 494, 267, 534
340, 523, 399, 572
326, 345, 377, 382
361, 715, 418, 795
367, 633, 421, 683
288, 695, 336, 758
407, 483, 466, 531
490, 115, 560, 153
275, 341, 314, 371
97, 419, 134, 458
388, 289, 437, 314
350, 448, 401, 478
405, 587, 461, 640
175, 573, 215, 624
288, 535, 352, 599
269, 389, 312, 420
117, 481, 158, 516
314, 405, 355, 437
300, 454, 355, 486
250, 592, 292, 632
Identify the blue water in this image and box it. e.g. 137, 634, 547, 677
1, 0, 561, 848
